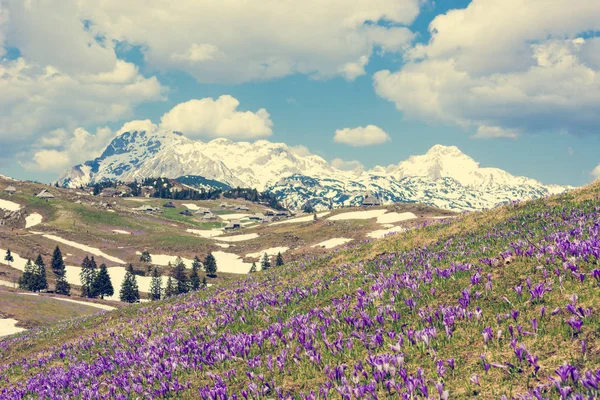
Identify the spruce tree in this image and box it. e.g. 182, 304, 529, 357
18, 259, 34, 291
204, 254, 217, 277
4, 249, 13, 267
164, 276, 176, 298
261, 253, 271, 271
80, 256, 98, 298
172, 257, 189, 294
93, 264, 113, 299
201, 276, 207, 288
275, 252, 284, 267
119, 264, 140, 303
249, 262, 257, 273
31, 255, 48, 292
190, 256, 201, 291
50, 246, 70, 295
149, 267, 162, 301
140, 250, 152, 263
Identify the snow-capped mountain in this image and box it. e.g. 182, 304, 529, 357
57, 129, 570, 211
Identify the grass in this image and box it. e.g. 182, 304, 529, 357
1, 185, 599, 398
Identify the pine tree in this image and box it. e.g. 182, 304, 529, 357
149, 267, 162, 301
50, 246, 70, 295
18, 259, 34, 291
30, 254, 48, 292
164, 276, 176, 298
261, 253, 271, 271
190, 256, 201, 291
119, 264, 140, 303
80, 256, 98, 298
204, 254, 218, 277
4, 249, 13, 267
249, 262, 257, 273
172, 257, 189, 294
275, 252, 284, 267
93, 264, 113, 299
140, 250, 152, 263
201, 276, 207, 288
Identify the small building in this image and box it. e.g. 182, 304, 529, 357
194, 207, 212, 215
235, 205, 250, 211
362, 195, 381, 207
4, 185, 16, 194
264, 209, 275, 217
163, 201, 176, 208
179, 209, 194, 216
133, 205, 160, 212
201, 213, 218, 221
224, 219, 242, 230
248, 213, 264, 221
36, 190, 55, 199
275, 210, 291, 217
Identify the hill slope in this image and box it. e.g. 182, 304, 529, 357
1, 183, 599, 398
57, 129, 569, 211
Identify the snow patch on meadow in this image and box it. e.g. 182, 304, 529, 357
42, 234, 126, 264
367, 226, 406, 239
214, 243, 230, 248
328, 209, 388, 221
311, 238, 353, 249
245, 247, 289, 259
214, 233, 259, 242
0, 318, 26, 338
212, 251, 254, 274
270, 212, 330, 225
187, 228, 223, 238
218, 213, 250, 221
135, 252, 194, 267
112, 230, 131, 235
25, 213, 43, 228
182, 203, 200, 210
0, 199, 21, 212
376, 212, 417, 224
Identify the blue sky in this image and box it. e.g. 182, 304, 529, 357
0, 0, 599, 186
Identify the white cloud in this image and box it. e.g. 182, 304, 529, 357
592, 164, 600, 180
289, 145, 313, 157
334, 125, 391, 147
331, 158, 364, 171
374, 0, 600, 138
23, 127, 116, 172
159, 95, 273, 139
75, 0, 418, 83
0, 57, 163, 144
116, 120, 158, 136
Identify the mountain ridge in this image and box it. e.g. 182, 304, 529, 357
57, 129, 570, 211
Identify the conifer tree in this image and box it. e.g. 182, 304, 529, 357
204, 254, 218, 277
164, 276, 176, 298
18, 259, 34, 291
4, 249, 13, 267
249, 262, 257, 273
149, 267, 162, 301
93, 264, 113, 299
30, 255, 48, 292
79, 256, 98, 298
275, 252, 284, 267
119, 264, 140, 303
140, 250, 152, 263
190, 256, 201, 291
261, 253, 271, 271
172, 257, 189, 294
50, 246, 70, 295
201, 276, 207, 288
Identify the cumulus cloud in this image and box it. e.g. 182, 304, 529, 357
289, 145, 313, 157
591, 164, 600, 180
23, 127, 116, 172
374, 0, 600, 138
74, 0, 418, 83
334, 125, 391, 147
331, 158, 364, 171
159, 95, 273, 139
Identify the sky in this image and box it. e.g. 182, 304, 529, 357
0, 0, 599, 186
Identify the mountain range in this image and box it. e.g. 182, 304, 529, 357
57, 129, 569, 211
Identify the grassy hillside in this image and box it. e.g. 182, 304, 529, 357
1, 184, 599, 398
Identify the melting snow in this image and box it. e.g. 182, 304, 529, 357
112, 230, 131, 235
42, 234, 126, 264
311, 238, 353, 249
376, 212, 417, 224
214, 233, 259, 242
0, 199, 21, 212
328, 209, 388, 221
245, 247, 289, 259
367, 226, 407, 239
25, 213, 43, 228
0, 318, 26, 338
134, 251, 194, 267
270, 212, 330, 225
187, 228, 223, 238
183, 203, 200, 210
218, 213, 250, 221
212, 251, 254, 274
214, 243, 230, 248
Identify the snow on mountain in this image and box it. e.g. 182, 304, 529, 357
57, 129, 570, 211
